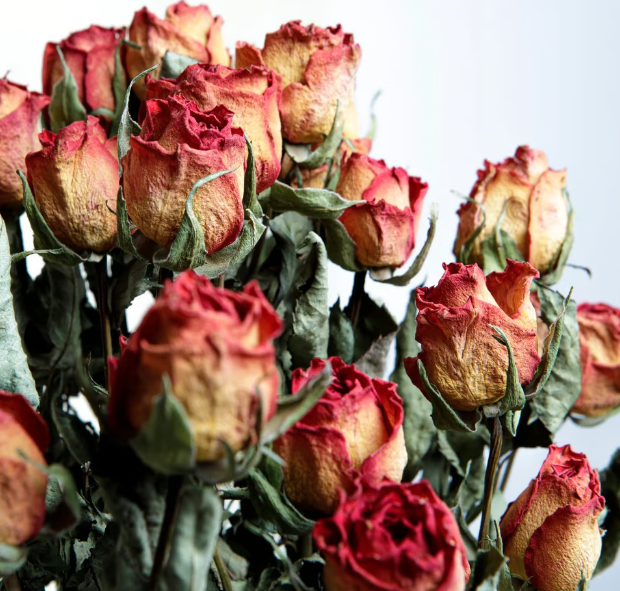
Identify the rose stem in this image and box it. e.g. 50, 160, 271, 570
157, 267, 173, 297
149, 475, 184, 589
214, 543, 234, 591
97, 257, 113, 388
218, 273, 225, 288
3, 574, 23, 591
348, 270, 367, 329
499, 448, 518, 492
478, 416, 503, 550
297, 532, 314, 558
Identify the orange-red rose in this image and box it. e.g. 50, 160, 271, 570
0, 391, 49, 546
122, 95, 245, 252
125, 1, 230, 100
108, 271, 283, 462
273, 357, 407, 515
236, 21, 360, 144
42, 25, 125, 113
500, 444, 604, 591
0, 79, 50, 208
572, 303, 620, 418
404, 260, 541, 410
26, 116, 118, 252
335, 153, 428, 268
144, 63, 282, 193
453, 146, 569, 275
314, 479, 470, 591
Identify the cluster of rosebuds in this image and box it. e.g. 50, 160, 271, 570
0, 3, 619, 591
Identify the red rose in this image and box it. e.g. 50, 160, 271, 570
42, 25, 125, 112
236, 21, 360, 144
572, 303, 620, 418
273, 357, 407, 514
500, 444, 604, 591
404, 260, 541, 410
453, 146, 569, 276
0, 78, 50, 208
125, 1, 230, 100
0, 391, 49, 546
314, 479, 470, 591
121, 95, 245, 252
336, 153, 427, 267
145, 63, 282, 193
26, 116, 118, 252
108, 271, 283, 462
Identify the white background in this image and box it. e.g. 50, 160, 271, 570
1, 0, 619, 588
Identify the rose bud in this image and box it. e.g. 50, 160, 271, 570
125, 1, 230, 100
25, 116, 119, 253
122, 95, 245, 252
108, 271, 282, 462
314, 479, 470, 591
404, 260, 541, 410
453, 145, 569, 276
0, 391, 50, 546
335, 153, 427, 268
0, 78, 50, 208
500, 444, 604, 591
273, 357, 407, 515
571, 303, 620, 418
236, 21, 361, 144
42, 25, 125, 113
144, 64, 282, 193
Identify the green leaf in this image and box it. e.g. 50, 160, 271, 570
243, 135, 263, 218
110, 257, 151, 323
327, 300, 355, 364
355, 328, 398, 378
371, 204, 438, 286
131, 376, 197, 475
48, 45, 87, 132
288, 232, 329, 369
321, 217, 365, 272
417, 359, 481, 433
596, 448, 620, 574
108, 39, 140, 137
156, 485, 222, 591
389, 291, 436, 479
19, 170, 85, 265
247, 462, 315, 535
43, 463, 82, 535
262, 362, 331, 444
529, 285, 580, 434
114, 186, 146, 259
539, 189, 575, 286
160, 51, 200, 79
284, 100, 344, 169
154, 169, 236, 271
467, 546, 511, 591
259, 181, 363, 219
0, 217, 38, 406
0, 543, 28, 577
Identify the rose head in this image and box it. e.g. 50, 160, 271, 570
314, 479, 470, 591
26, 116, 119, 253
0, 78, 50, 208
453, 146, 569, 276
273, 357, 407, 515
125, 1, 230, 100
236, 21, 360, 144
572, 302, 620, 418
500, 444, 604, 591
43, 25, 125, 112
336, 153, 428, 268
0, 391, 49, 546
404, 260, 540, 410
108, 271, 283, 462
121, 95, 245, 252
144, 63, 283, 193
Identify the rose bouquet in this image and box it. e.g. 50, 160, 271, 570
0, 4, 618, 591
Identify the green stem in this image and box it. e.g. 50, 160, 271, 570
214, 544, 234, 591
297, 532, 314, 558
96, 257, 112, 388
478, 416, 503, 550
348, 271, 366, 329
499, 448, 517, 493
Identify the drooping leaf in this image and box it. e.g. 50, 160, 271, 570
160, 51, 200, 79
389, 291, 436, 479
327, 299, 355, 364
48, 45, 87, 132
131, 376, 197, 475
156, 485, 222, 591
259, 181, 363, 219
467, 546, 512, 591
0, 217, 38, 406
321, 218, 365, 273
109, 257, 151, 323
51, 393, 98, 465
42, 463, 82, 536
